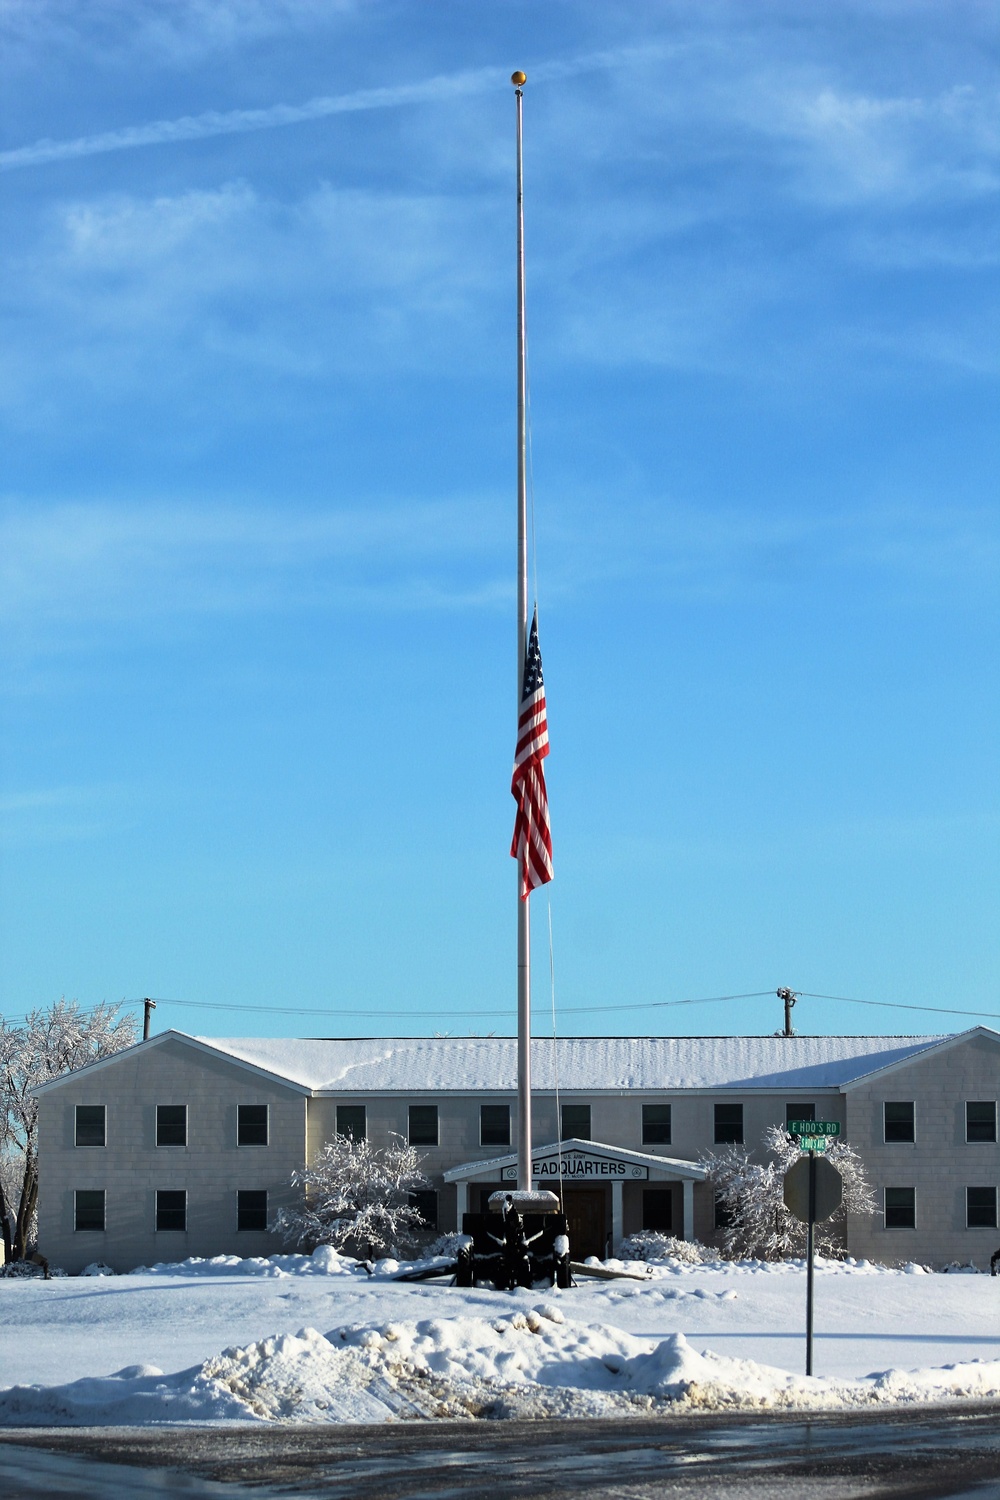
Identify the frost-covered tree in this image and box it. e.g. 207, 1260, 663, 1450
0, 1000, 138, 1262
704, 1124, 876, 1261
272, 1133, 430, 1259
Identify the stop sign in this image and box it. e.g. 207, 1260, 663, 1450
783, 1156, 843, 1223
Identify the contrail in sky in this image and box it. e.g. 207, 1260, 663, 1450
0, 49, 649, 172
0, 67, 502, 171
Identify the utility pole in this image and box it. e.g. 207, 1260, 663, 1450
142, 998, 156, 1041
777, 987, 797, 1037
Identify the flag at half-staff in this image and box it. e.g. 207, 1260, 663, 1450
511, 606, 553, 898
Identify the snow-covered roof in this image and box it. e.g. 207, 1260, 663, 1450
193, 1033, 954, 1093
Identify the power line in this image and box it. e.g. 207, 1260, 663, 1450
798, 992, 1000, 1023
137, 990, 773, 1020
4, 988, 998, 1029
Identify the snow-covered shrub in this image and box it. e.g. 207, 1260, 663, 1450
620, 1232, 711, 1265
0, 1259, 46, 1278
423, 1232, 465, 1261
272, 1133, 430, 1259
79, 1262, 115, 1277
703, 1125, 876, 1262
0, 1259, 65, 1278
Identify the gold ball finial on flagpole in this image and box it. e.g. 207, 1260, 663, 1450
511, 71, 527, 87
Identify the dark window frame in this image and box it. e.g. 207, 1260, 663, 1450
237, 1104, 269, 1148
409, 1189, 438, 1231
714, 1102, 744, 1145
883, 1101, 915, 1144
966, 1186, 998, 1229
408, 1104, 439, 1147
74, 1188, 106, 1232
75, 1104, 106, 1147
714, 1193, 734, 1231
785, 1103, 816, 1130
642, 1188, 673, 1232
966, 1102, 997, 1144
237, 1189, 269, 1232
155, 1189, 187, 1232
561, 1103, 591, 1141
641, 1103, 672, 1146
336, 1104, 367, 1142
480, 1104, 511, 1148
884, 1186, 916, 1229
156, 1104, 187, 1148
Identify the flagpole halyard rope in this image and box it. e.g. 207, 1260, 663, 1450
548, 899, 566, 1211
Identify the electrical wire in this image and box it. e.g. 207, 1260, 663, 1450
5, 989, 998, 1029
798, 992, 1000, 1023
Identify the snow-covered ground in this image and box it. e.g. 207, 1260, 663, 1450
2, 1251, 999, 1424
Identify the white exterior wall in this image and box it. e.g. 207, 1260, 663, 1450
37, 1037, 307, 1274
845, 1033, 1000, 1268
35, 1029, 1000, 1271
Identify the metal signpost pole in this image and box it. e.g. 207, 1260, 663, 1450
784, 1126, 842, 1378
806, 1146, 816, 1377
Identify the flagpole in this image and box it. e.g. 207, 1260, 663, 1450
513, 70, 532, 1194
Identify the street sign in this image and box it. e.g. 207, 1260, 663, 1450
788, 1120, 840, 1137
784, 1155, 843, 1224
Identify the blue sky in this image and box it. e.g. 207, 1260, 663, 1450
1, 1, 997, 1041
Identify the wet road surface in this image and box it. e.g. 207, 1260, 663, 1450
5, 1407, 1000, 1499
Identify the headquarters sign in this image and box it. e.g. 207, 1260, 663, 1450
501, 1151, 648, 1182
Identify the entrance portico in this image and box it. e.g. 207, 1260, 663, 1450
444, 1138, 708, 1256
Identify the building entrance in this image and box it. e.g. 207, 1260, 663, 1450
562, 1188, 607, 1260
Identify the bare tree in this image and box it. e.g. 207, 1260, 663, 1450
704, 1124, 876, 1261
0, 999, 137, 1262
272, 1133, 430, 1259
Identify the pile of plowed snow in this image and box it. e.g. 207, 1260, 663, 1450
4, 1305, 1000, 1426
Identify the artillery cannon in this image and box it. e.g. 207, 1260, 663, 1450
456, 1189, 571, 1290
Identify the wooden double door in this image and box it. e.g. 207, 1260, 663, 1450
561, 1188, 608, 1260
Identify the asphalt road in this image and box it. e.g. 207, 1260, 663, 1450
5, 1407, 1000, 1500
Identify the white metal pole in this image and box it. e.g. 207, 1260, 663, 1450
514, 73, 532, 1193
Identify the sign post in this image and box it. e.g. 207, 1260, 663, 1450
783, 1133, 843, 1377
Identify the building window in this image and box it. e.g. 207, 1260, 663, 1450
642, 1104, 672, 1146
561, 1104, 591, 1140
714, 1103, 743, 1145
785, 1103, 815, 1130
337, 1105, 366, 1142
480, 1105, 510, 1148
237, 1105, 268, 1147
156, 1105, 187, 1147
156, 1190, 187, 1231
410, 1189, 438, 1231
966, 1102, 997, 1144
642, 1189, 673, 1232
884, 1187, 915, 1229
883, 1102, 914, 1143
714, 1194, 734, 1231
967, 1187, 998, 1229
237, 1190, 268, 1232
75, 1105, 106, 1147
408, 1105, 438, 1146
74, 1189, 105, 1232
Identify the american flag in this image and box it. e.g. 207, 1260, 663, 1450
510, 607, 553, 898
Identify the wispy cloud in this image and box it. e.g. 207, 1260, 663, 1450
2, 493, 996, 654
0, 497, 510, 636
0, 70, 501, 172
0, 46, 666, 172
0, 783, 128, 846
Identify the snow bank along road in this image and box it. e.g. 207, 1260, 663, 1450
2, 1251, 1000, 1425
